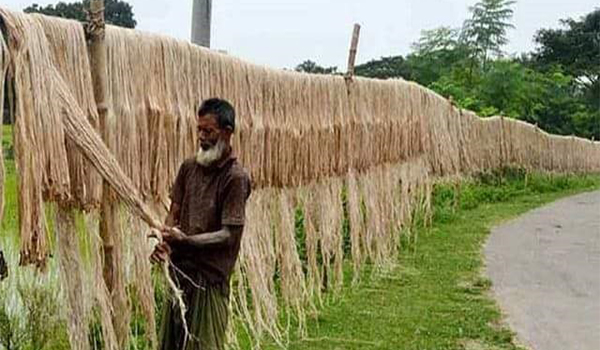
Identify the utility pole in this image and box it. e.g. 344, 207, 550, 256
191, 0, 212, 47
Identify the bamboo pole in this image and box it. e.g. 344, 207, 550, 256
87, 1, 131, 347
88, 0, 117, 294
346, 24, 361, 77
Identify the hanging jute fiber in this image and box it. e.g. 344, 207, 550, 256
0, 7, 599, 350
0, 30, 7, 224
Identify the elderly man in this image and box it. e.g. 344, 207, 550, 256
152, 98, 251, 350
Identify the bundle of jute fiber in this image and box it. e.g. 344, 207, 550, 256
0, 30, 7, 224
101, 24, 441, 194
38, 15, 102, 209
232, 189, 281, 345
273, 189, 309, 335
299, 184, 326, 303
0, 8, 163, 258
95, 21, 600, 189
2, 6, 600, 350
346, 170, 365, 283
0, 11, 120, 347
0, 9, 187, 348
315, 179, 345, 293
421, 90, 462, 177
54, 206, 93, 350
3, 11, 56, 267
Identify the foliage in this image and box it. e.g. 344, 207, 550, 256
532, 9, 599, 89
294, 60, 338, 75
531, 9, 599, 115
354, 56, 411, 80
2, 124, 12, 161
24, 0, 137, 28
461, 0, 516, 67
0, 270, 69, 350
0, 295, 25, 350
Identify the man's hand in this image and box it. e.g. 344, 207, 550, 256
150, 242, 172, 264
161, 226, 187, 244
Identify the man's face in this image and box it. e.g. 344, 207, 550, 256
197, 114, 223, 151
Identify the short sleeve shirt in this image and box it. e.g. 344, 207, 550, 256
170, 153, 251, 284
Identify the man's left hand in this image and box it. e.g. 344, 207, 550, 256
161, 226, 187, 244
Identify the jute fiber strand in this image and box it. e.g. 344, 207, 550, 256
0, 31, 7, 224
272, 190, 308, 335
316, 179, 344, 293
54, 206, 92, 350
233, 189, 281, 345
1, 7, 600, 350
299, 185, 324, 304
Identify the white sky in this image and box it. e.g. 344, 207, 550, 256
3, 0, 598, 70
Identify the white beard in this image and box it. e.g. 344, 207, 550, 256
196, 140, 225, 167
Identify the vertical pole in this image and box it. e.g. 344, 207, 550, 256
88, 2, 131, 347
88, 0, 116, 294
191, 0, 212, 47
346, 24, 361, 77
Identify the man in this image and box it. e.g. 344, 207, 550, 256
151, 98, 251, 350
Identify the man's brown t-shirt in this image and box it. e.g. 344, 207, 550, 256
170, 153, 251, 284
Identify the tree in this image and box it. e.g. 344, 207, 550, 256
404, 27, 473, 86
461, 0, 516, 68
412, 27, 461, 55
532, 9, 599, 106
24, 0, 137, 28
294, 60, 338, 75
354, 56, 411, 80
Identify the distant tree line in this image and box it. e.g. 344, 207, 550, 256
24, 0, 137, 28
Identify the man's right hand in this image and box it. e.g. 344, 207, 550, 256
150, 242, 172, 264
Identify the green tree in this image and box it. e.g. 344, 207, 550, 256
294, 60, 338, 74
408, 27, 472, 85
24, 0, 137, 28
354, 56, 411, 80
461, 0, 516, 68
532, 9, 599, 107
412, 27, 460, 55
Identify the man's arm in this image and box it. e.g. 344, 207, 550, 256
164, 202, 181, 228
163, 225, 242, 248
150, 201, 181, 263
150, 165, 184, 264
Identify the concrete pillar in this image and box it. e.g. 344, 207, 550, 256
191, 0, 212, 47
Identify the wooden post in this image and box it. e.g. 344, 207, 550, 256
346, 24, 361, 77
88, 0, 117, 294
87, 2, 131, 347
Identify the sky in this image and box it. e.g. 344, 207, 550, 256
3, 0, 598, 70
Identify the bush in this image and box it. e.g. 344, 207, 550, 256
430, 168, 600, 219
0, 268, 69, 350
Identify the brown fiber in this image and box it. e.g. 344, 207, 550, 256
0, 8, 599, 348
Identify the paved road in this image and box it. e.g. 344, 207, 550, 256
485, 191, 600, 350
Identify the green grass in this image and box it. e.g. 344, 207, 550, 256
261, 172, 600, 350
1, 123, 17, 251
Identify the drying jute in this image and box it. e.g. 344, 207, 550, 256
0, 8, 599, 349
